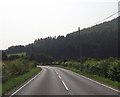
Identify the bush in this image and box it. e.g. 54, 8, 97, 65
108, 61, 120, 82
61, 58, 120, 82
2, 59, 36, 83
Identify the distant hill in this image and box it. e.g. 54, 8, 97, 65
6, 45, 25, 54
5, 16, 119, 60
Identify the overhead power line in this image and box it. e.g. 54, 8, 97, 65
78, 10, 120, 71
95, 10, 120, 25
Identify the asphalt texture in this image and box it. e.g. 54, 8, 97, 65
13, 66, 119, 96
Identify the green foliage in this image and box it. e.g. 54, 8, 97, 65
84, 59, 120, 82
57, 62, 120, 90
109, 61, 120, 82
57, 65, 120, 89
57, 58, 120, 82
2, 68, 41, 94
2, 58, 36, 83
2, 52, 39, 94
5, 17, 119, 60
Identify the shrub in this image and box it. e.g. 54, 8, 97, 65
2, 59, 36, 83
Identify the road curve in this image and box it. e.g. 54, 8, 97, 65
12, 66, 119, 95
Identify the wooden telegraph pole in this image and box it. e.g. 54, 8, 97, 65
78, 27, 82, 71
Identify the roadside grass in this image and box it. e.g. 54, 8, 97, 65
0, 84, 2, 96
57, 65, 120, 91
2, 67, 41, 95
0, 61, 2, 96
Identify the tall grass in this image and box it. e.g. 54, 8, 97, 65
2, 68, 41, 94
2, 56, 39, 94
2, 58, 36, 83
0, 61, 2, 96
55, 58, 120, 89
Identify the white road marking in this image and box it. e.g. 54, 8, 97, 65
55, 71, 69, 91
57, 72, 59, 75
62, 80, 69, 91
58, 75, 62, 79
9, 68, 43, 97
65, 69, 120, 93
77, 73, 120, 93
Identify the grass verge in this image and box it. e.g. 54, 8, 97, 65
57, 65, 120, 91
0, 84, 2, 96
2, 67, 41, 95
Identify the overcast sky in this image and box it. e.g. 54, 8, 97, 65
0, 0, 119, 50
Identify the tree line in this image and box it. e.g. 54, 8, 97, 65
5, 17, 119, 62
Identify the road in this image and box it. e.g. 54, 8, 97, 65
11, 66, 119, 96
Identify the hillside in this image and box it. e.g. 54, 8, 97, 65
5, 16, 119, 61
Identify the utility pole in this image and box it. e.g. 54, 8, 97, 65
78, 27, 82, 71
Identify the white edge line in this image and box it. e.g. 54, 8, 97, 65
10, 68, 43, 97
66, 69, 120, 93
62, 80, 69, 91
76, 72, 120, 93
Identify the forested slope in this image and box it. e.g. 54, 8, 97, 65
5, 17, 119, 61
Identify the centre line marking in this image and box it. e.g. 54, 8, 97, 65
62, 80, 69, 91
58, 75, 61, 79
55, 71, 69, 92
56, 72, 59, 75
